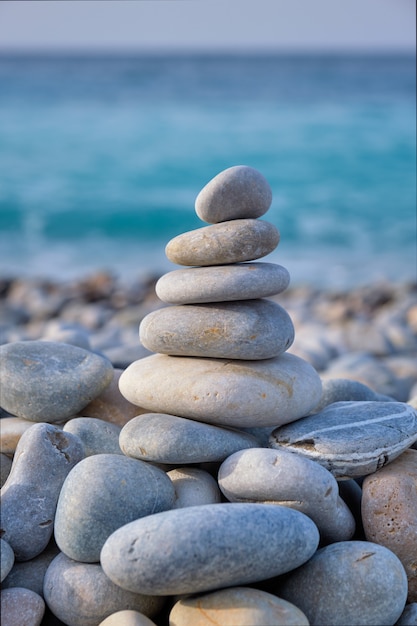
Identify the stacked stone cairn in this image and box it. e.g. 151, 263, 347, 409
1, 166, 416, 626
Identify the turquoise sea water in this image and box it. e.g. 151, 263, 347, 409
0, 53, 415, 288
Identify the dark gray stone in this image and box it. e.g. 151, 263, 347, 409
1, 423, 84, 561
195, 165, 272, 223
100, 503, 319, 596
0, 538, 14, 582
278, 541, 408, 626
139, 299, 294, 360
43, 552, 164, 626
269, 401, 417, 478
120, 413, 257, 464
1, 587, 45, 626
2, 539, 60, 597
54, 453, 175, 563
63, 417, 123, 456
312, 378, 395, 413
0, 340, 114, 422
165, 218, 280, 266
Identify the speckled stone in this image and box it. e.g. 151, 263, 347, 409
99, 611, 158, 626
1, 587, 45, 626
0, 417, 38, 454
54, 453, 175, 563
43, 552, 164, 626
139, 299, 294, 360
167, 467, 222, 508
120, 413, 257, 464
269, 401, 417, 478
362, 448, 417, 602
1, 423, 84, 561
78, 368, 146, 428
0, 538, 15, 582
100, 503, 319, 596
2, 539, 60, 597
277, 540, 408, 626
169, 586, 309, 626
155, 263, 290, 304
64, 417, 123, 456
165, 218, 280, 266
0, 340, 114, 422
119, 352, 322, 428
218, 447, 355, 544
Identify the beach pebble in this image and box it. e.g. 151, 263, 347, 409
165, 218, 280, 266
0, 340, 114, 422
0, 417, 39, 454
1, 423, 84, 561
277, 540, 408, 626
155, 262, 290, 304
43, 552, 164, 626
218, 447, 355, 543
78, 368, 146, 428
40, 320, 92, 350
120, 413, 257, 464
0, 452, 13, 485
0, 538, 15, 582
0, 587, 45, 626
100, 503, 319, 596
139, 299, 294, 360
169, 586, 309, 626
312, 377, 395, 413
99, 611, 158, 625
195, 165, 272, 223
167, 467, 222, 508
54, 453, 175, 563
269, 401, 417, 479
64, 417, 123, 456
395, 603, 417, 625
2, 539, 60, 597
362, 448, 417, 602
119, 352, 322, 428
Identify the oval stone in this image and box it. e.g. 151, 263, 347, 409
167, 468, 222, 509
269, 401, 417, 478
1, 423, 84, 561
2, 539, 60, 597
54, 453, 175, 563
169, 586, 309, 626
100, 503, 319, 596
43, 552, 164, 626
139, 299, 294, 360
1, 587, 45, 626
277, 541, 408, 626
0, 538, 15, 582
64, 417, 123, 456
218, 448, 355, 543
362, 448, 417, 602
195, 165, 272, 223
120, 413, 257, 464
0, 340, 114, 422
119, 352, 322, 428
165, 219, 280, 266
99, 611, 158, 625
155, 263, 290, 304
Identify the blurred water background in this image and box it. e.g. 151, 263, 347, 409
0, 52, 415, 288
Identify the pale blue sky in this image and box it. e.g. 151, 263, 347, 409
0, 0, 415, 52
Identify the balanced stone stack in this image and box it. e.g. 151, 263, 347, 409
119, 165, 323, 446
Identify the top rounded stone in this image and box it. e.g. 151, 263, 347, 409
195, 166, 273, 223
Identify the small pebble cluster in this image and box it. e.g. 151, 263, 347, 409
1, 165, 417, 626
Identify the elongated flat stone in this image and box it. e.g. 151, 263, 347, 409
195, 165, 272, 223
139, 299, 294, 360
277, 541, 408, 626
119, 352, 322, 428
155, 263, 290, 304
44, 553, 164, 626
120, 413, 257, 464
165, 219, 280, 266
1, 423, 84, 561
218, 448, 355, 544
100, 503, 319, 595
54, 453, 175, 563
269, 401, 417, 479
169, 586, 309, 626
0, 340, 114, 422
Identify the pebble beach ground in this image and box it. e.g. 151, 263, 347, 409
1, 166, 417, 626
